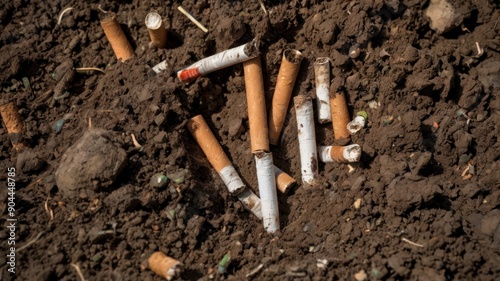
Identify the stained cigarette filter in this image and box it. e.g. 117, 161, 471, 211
319, 144, 362, 163
314, 57, 332, 124
148, 252, 182, 280
145, 12, 167, 48
100, 13, 134, 61
177, 39, 259, 82
255, 152, 280, 233
330, 91, 351, 145
0, 101, 26, 150
274, 165, 296, 194
294, 95, 318, 185
347, 111, 367, 135
268, 49, 304, 145
244, 56, 269, 153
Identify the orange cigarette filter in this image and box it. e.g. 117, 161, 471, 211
274, 166, 296, 194
268, 49, 304, 145
330, 91, 351, 145
145, 12, 167, 49
0, 101, 26, 151
100, 13, 134, 61
148, 252, 181, 280
186, 115, 231, 172
244, 56, 269, 153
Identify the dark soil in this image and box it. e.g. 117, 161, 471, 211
1, 0, 499, 280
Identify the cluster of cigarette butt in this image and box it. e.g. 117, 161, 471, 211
177, 39, 367, 241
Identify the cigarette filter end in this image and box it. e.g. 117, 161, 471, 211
347, 115, 366, 135
177, 68, 201, 82
148, 252, 182, 280
100, 14, 134, 61
145, 12, 167, 49
273, 165, 296, 194
319, 144, 361, 163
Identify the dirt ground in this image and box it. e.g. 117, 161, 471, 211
1, 0, 499, 280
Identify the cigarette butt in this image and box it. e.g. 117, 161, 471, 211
268, 49, 304, 145
0, 101, 26, 150
255, 152, 280, 233
145, 12, 167, 49
177, 40, 259, 83
330, 91, 351, 145
100, 13, 134, 61
273, 165, 296, 194
243, 56, 269, 153
148, 252, 182, 280
347, 115, 366, 135
318, 144, 362, 163
294, 95, 318, 186
236, 188, 263, 220
314, 57, 331, 124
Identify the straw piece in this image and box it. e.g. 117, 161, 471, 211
244, 56, 269, 153
330, 91, 351, 145
100, 13, 134, 61
148, 252, 182, 280
177, 6, 208, 33
268, 49, 304, 145
145, 12, 167, 48
0, 101, 26, 150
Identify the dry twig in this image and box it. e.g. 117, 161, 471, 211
70, 263, 87, 281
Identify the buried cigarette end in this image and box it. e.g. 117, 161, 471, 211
100, 13, 134, 61
177, 40, 259, 83
319, 144, 362, 163
294, 95, 319, 186
314, 57, 332, 124
244, 56, 269, 153
330, 91, 351, 145
145, 12, 167, 49
148, 252, 182, 280
268, 49, 304, 145
347, 111, 367, 135
0, 101, 26, 150
255, 152, 280, 233
187, 115, 263, 219
274, 165, 296, 194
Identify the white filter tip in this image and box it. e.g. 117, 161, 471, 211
347, 115, 366, 134
343, 144, 362, 162
145, 12, 163, 30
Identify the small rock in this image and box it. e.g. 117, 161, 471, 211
481, 209, 500, 236
153, 131, 167, 143
354, 198, 362, 209
425, 0, 465, 34
154, 114, 166, 126
354, 269, 367, 281
227, 118, 243, 138
16, 150, 44, 174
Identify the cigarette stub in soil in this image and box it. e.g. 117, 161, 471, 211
318, 144, 362, 163
347, 113, 366, 135
268, 49, 304, 145
330, 91, 351, 145
244, 56, 269, 153
187, 115, 263, 219
255, 152, 280, 233
177, 39, 259, 83
148, 252, 182, 280
145, 12, 167, 49
274, 165, 296, 194
100, 13, 134, 61
0, 101, 26, 151
314, 57, 332, 124
294, 95, 319, 186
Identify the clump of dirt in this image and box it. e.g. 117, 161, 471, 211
0, 0, 499, 280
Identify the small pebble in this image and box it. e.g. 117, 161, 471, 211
354, 198, 362, 209
354, 269, 367, 281
150, 173, 168, 188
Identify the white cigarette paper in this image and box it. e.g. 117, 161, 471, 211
236, 188, 263, 220
152, 60, 168, 73
319, 144, 362, 163
314, 57, 332, 124
294, 95, 318, 185
347, 115, 366, 134
219, 165, 246, 194
177, 40, 259, 82
255, 152, 280, 233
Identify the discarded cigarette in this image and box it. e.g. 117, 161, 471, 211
177, 6, 208, 33
152, 60, 168, 73
100, 13, 134, 61
145, 12, 167, 49
318, 144, 361, 163
255, 152, 280, 233
0, 101, 26, 150
268, 49, 304, 145
274, 165, 296, 194
243, 56, 269, 153
294, 95, 318, 185
314, 57, 332, 124
177, 40, 259, 83
347, 111, 367, 135
330, 91, 351, 145
148, 252, 182, 280
187, 115, 262, 219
